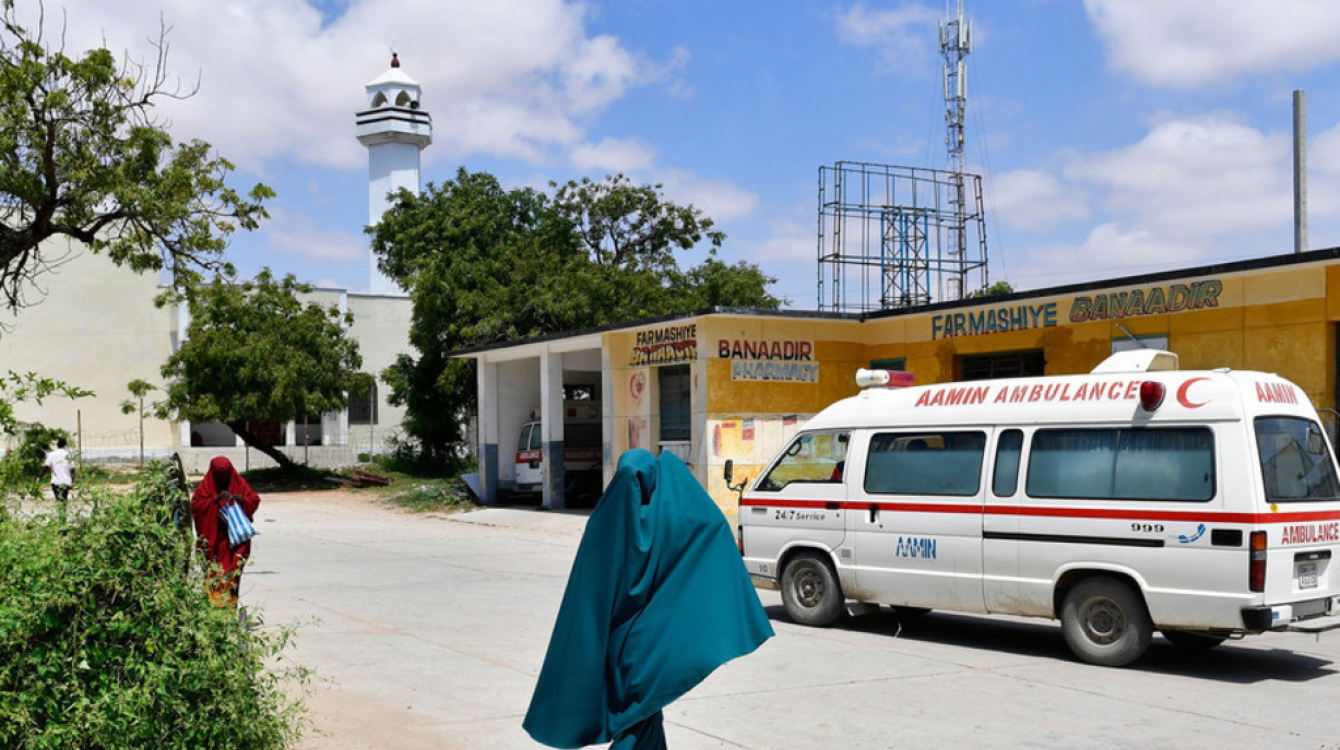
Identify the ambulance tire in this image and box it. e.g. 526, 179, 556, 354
1060, 577, 1153, 667
780, 551, 845, 627
1161, 630, 1226, 650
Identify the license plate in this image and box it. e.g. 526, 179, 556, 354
1298, 561, 1319, 589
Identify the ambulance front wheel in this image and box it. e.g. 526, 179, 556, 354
780, 551, 845, 627
1060, 577, 1153, 667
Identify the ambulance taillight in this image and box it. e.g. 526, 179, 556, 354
1138, 381, 1165, 412
1249, 531, 1268, 592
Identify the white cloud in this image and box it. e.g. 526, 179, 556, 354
835, 2, 940, 75
1009, 222, 1209, 290
22, 1, 673, 171
749, 219, 814, 263
570, 137, 656, 173
262, 209, 366, 263
1065, 114, 1292, 238
1084, 0, 1340, 88
990, 169, 1090, 231
656, 170, 759, 224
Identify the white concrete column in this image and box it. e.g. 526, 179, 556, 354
539, 349, 565, 510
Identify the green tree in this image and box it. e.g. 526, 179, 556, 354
371, 168, 779, 462
0, 370, 91, 436
0, 372, 87, 502
0, 2, 272, 314
374, 170, 585, 464
158, 271, 362, 470
969, 280, 1015, 299
119, 378, 158, 468
674, 254, 782, 309
551, 172, 724, 272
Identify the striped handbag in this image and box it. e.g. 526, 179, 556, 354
218, 497, 258, 547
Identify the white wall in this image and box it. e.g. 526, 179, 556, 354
347, 292, 413, 451
0, 240, 173, 457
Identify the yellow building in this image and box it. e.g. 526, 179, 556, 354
462, 248, 1340, 516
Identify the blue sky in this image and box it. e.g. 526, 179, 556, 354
33, 1, 1340, 309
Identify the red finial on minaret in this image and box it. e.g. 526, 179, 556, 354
391, 52, 400, 68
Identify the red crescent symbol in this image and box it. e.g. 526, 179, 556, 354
1177, 377, 1209, 408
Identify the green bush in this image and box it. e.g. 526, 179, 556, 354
0, 423, 71, 499
0, 465, 306, 748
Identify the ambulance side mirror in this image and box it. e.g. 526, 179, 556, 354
724, 459, 734, 484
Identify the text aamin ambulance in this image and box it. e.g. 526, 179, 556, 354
731, 349, 1340, 666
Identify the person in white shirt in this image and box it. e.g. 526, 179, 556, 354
43, 437, 73, 505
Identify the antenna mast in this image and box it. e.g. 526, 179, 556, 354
941, 0, 970, 300
815, 0, 989, 313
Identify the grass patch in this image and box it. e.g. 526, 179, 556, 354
340, 464, 477, 514
386, 478, 476, 513
240, 464, 345, 493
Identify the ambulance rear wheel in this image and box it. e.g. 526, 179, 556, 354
781, 551, 844, 627
1060, 577, 1152, 667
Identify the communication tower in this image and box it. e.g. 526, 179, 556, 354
817, 0, 988, 312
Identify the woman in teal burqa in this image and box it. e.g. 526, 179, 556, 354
524, 449, 774, 749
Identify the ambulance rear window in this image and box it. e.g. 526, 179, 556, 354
1255, 417, 1340, 503
1026, 427, 1214, 502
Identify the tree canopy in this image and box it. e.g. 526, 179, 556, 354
158, 271, 362, 469
0, 2, 272, 314
370, 168, 780, 461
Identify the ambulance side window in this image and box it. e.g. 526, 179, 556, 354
756, 431, 850, 491
1027, 427, 1214, 501
517, 425, 531, 452
992, 429, 1023, 497
864, 431, 986, 496
530, 425, 543, 450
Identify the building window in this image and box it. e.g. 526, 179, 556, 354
294, 415, 322, 447
349, 382, 378, 425
960, 350, 1044, 381
1111, 334, 1168, 353
870, 357, 906, 370
658, 365, 691, 442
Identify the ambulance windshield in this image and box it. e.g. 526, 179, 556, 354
1255, 417, 1340, 503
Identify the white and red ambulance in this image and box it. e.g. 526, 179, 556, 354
515, 401, 602, 496
733, 349, 1340, 666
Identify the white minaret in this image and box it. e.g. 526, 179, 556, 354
356, 53, 432, 295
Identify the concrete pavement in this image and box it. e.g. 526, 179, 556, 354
244, 490, 1340, 749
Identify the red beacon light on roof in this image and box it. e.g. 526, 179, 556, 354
1139, 381, 1166, 412
855, 369, 916, 389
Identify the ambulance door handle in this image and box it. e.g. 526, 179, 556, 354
825, 501, 841, 510
868, 504, 879, 524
